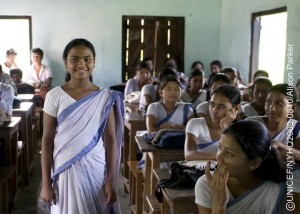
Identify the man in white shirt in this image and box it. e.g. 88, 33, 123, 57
2, 48, 18, 74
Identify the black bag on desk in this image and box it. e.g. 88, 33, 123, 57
144, 129, 186, 150
155, 161, 216, 203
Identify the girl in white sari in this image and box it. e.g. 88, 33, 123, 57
40, 39, 124, 214
195, 120, 291, 214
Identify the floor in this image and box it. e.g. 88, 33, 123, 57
11, 148, 131, 214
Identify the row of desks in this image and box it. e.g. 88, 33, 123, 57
1, 94, 36, 186
123, 104, 197, 214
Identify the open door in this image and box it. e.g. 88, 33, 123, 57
249, 7, 287, 84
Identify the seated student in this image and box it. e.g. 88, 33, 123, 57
180, 69, 206, 111
0, 64, 16, 93
164, 57, 188, 89
205, 60, 222, 89
10, 68, 35, 94
124, 61, 152, 96
24, 48, 53, 89
222, 67, 242, 89
242, 70, 269, 102
246, 83, 300, 161
196, 73, 231, 118
24, 48, 53, 106
240, 77, 272, 118
0, 82, 14, 123
2, 48, 18, 74
137, 75, 194, 168
195, 120, 292, 214
139, 67, 177, 115
146, 75, 194, 133
142, 57, 154, 73
190, 61, 204, 71
185, 85, 240, 161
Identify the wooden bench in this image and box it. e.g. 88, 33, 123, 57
146, 195, 161, 214
123, 112, 146, 193
127, 161, 144, 214
153, 168, 198, 214
135, 136, 185, 213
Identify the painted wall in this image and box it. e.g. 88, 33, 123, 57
220, 0, 300, 85
1, 0, 221, 89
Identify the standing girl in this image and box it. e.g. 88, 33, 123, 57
40, 39, 124, 214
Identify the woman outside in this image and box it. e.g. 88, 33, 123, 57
40, 38, 124, 214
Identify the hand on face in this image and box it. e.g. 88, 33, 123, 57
220, 108, 238, 130
205, 161, 230, 207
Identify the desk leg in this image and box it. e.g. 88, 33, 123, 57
123, 127, 130, 192
161, 195, 170, 214
21, 118, 29, 185
28, 114, 34, 175
149, 153, 160, 195
143, 152, 151, 212
128, 125, 137, 161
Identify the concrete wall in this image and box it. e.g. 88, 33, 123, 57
1, 0, 221, 88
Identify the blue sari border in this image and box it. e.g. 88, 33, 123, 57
52, 90, 124, 183
57, 89, 103, 125
197, 141, 218, 150
227, 181, 266, 207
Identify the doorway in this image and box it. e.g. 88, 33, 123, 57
249, 7, 287, 84
0, 16, 32, 71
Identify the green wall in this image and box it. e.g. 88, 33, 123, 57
2, 0, 299, 88
1, 0, 221, 88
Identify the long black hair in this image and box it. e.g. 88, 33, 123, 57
223, 120, 286, 183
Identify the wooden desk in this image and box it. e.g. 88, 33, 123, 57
17, 94, 35, 102
12, 102, 34, 185
153, 168, 198, 214
0, 117, 21, 165
123, 112, 146, 191
124, 102, 139, 113
0, 117, 21, 200
135, 136, 185, 212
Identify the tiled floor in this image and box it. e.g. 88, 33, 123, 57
12, 152, 131, 214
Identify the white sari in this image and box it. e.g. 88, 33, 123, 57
46, 89, 124, 214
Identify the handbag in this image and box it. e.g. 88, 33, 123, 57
144, 129, 186, 149
155, 161, 217, 203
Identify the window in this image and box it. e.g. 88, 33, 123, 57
122, 16, 184, 82
249, 7, 287, 84
0, 16, 32, 71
